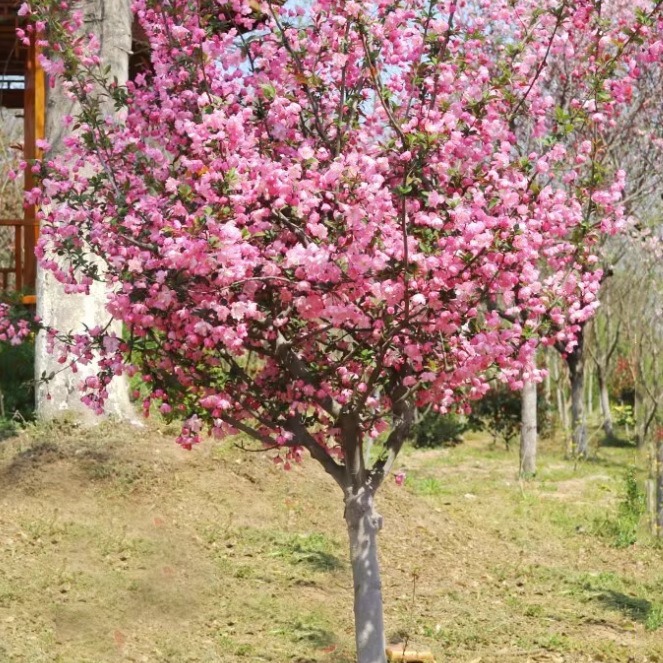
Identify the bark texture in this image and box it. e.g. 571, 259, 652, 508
345, 487, 386, 663
566, 338, 588, 458
552, 356, 569, 433
35, 0, 135, 421
657, 436, 663, 537
597, 367, 614, 437
520, 380, 537, 477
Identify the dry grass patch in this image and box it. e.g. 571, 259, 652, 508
0, 420, 662, 662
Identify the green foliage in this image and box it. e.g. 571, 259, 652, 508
611, 403, 635, 429
412, 409, 468, 448
471, 384, 552, 449
593, 468, 646, 548
472, 387, 521, 447
645, 603, 663, 631
412, 384, 553, 450
0, 296, 38, 435
0, 336, 35, 432
406, 476, 445, 496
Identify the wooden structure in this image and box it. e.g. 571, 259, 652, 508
0, 0, 44, 298
386, 645, 436, 662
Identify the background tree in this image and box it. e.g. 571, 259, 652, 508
520, 379, 538, 477
515, 6, 663, 459
25, 0, 663, 661
586, 288, 621, 439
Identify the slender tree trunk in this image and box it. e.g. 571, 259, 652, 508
657, 434, 663, 537
520, 380, 537, 477
556, 379, 569, 432
587, 369, 594, 417
634, 387, 645, 448
597, 367, 614, 438
566, 339, 588, 458
552, 353, 569, 438
345, 486, 386, 663
35, 0, 135, 421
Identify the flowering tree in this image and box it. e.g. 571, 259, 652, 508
543, 32, 663, 458
24, 0, 663, 660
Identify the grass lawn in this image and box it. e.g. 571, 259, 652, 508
0, 419, 662, 662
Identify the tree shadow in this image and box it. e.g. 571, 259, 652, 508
0, 440, 64, 479
0, 419, 22, 442
290, 618, 338, 649
288, 542, 344, 573
583, 455, 636, 472
0, 432, 120, 497
596, 590, 652, 624
598, 433, 636, 449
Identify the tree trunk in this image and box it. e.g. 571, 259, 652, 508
35, 0, 136, 421
656, 434, 663, 537
634, 387, 645, 448
345, 486, 386, 663
552, 353, 569, 436
566, 340, 588, 458
520, 380, 537, 478
597, 367, 613, 438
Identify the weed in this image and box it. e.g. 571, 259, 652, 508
98, 528, 155, 559
234, 644, 253, 656
233, 565, 254, 579
406, 476, 445, 496
0, 581, 16, 607
269, 532, 343, 572
289, 616, 337, 647
645, 604, 663, 631
593, 468, 645, 547
578, 571, 623, 593
523, 603, 545, 617
536, 633, 570, 651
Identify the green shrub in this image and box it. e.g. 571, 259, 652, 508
0, 337, 35, 423
412, 383, 552, 450
471, 383, 552, 449
0, 297, 36, 435
412, 409, 468, 448
611, 403, 635, 429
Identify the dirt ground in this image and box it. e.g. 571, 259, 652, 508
0, 419, 662, 662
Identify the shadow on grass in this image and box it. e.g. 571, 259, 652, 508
582, 454, 638, 472
0, 424, 138, 496
597, 590, 652, 623
598, 434, 637, 449
0, 419, 22, 442
0, 440, 65, 481
290, 618, 338, 649
286, 537, 344, 573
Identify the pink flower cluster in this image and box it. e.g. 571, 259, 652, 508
0, 303, 32, 345
25, 0, 662, 464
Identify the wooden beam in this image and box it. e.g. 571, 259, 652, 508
0, 89, 25, 109
14, 211, 22, 290
22, 31, 44, 292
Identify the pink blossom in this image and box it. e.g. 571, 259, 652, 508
25, 0, 663, 473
